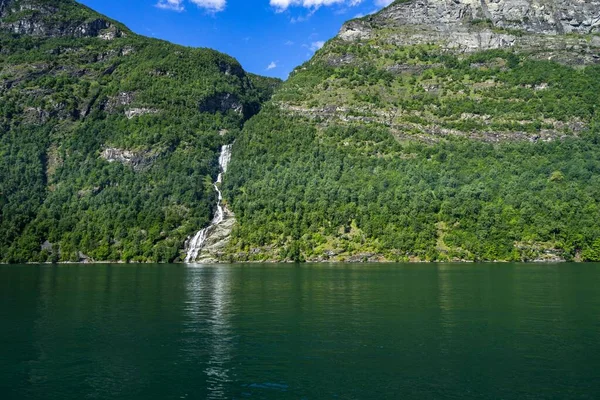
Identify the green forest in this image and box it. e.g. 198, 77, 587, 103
223, 36, 600, 262
0, 2, 280, 263
226, 109, 600, 262
3, 0, 600, 263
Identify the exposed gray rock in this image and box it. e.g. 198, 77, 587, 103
78, 252, 93, 263
115, 91, 135, 105
374, 0, 600, 36
0, 0, 9, 15
41, 240, 53, 252
339, 20, 373, 41
326, 53, 356, 67
98, 26, 119, 40
199, 93, 244, 115
0, 0, 124, 38
218, 60, 245, 79
339, 0, 600, 57
386, 64, 438, 75
191, 207, 236, 263
346, 252, 385, 263
279, 102, 585, 143
23, 106, 50, 124
125, 108, 159, 119
100, 147, 158, 171
121, 46, 134, 56
104, 92, 135, 113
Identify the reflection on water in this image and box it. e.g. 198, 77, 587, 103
1, 263, 600, 400
183, 267, 233, 399
438, 263, 455, 331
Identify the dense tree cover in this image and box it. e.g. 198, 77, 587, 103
225, 108, 600, 262
4, 0, 600, 264
224, 25, 600, 262
0, 7, 280, 263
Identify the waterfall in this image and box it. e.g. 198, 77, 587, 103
185, 144, 233, 263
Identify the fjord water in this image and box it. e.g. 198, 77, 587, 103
1, 264, 599, 399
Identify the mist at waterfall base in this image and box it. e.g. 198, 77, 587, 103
1, 263, 600, 399
185, 144, 232, 263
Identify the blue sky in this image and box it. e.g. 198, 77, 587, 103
78, 0, 393, 79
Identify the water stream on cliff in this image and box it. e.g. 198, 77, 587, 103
185, 144, 233, 263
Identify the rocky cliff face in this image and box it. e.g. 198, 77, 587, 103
191, 207, 236, 263
340, 0, 600, 62
0, 0, 124, 38
223, 0, 600, 263
199, 93, 245, 115
100, 148, 159, 172
373, 0, 600, 35
273, 0, 600, 146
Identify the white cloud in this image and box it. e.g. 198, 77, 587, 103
190, 0, 226, 12
267, 61, 278, 70
270, 0, 363, 12
156, 0, 185, 11
156, 0, 226, 12
310, 40, 325, 51
374, 0, 393, 7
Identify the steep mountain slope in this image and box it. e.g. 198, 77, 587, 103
224, 0, 600, 262
0, 0, 126, 37
0, 0, 280, 263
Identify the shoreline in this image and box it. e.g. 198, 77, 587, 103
0, 259, 578, 266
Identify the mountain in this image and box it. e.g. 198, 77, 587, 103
0, 0, 126, 38
4, 0, 600, 264
223, 0, 600, 262
0, 0, 280, 263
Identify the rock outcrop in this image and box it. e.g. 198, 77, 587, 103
0, 0, 125, 38
372, 0, 600, 35
199, 93, 244, 115
124, 108, 159, 119
275, 0, 600, 144
339, 0, 600, 61
100, 148, 158, 171
189, 207, 236, 263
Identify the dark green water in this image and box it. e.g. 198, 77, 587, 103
1, 263, 599, 399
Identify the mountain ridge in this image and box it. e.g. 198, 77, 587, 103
275, 0, 600, 145
338, 0, 600, 64
223, 0, 600, 263
0, 0, 129, 38
354, 0, 600, 36
3, 0, 600, 263
0, 0, 280, 263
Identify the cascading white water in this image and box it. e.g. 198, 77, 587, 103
185, 144, 233, 263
